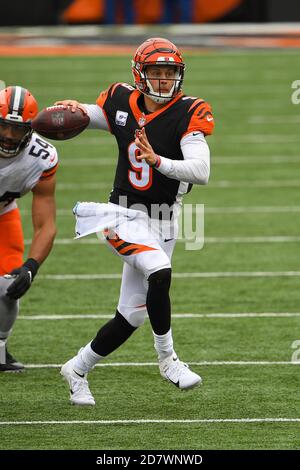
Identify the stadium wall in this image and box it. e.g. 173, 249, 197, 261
1, 0, 299, 27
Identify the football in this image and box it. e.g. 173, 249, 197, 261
31, 105, 90, 140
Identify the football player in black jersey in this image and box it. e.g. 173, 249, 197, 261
56, 38, 214, 405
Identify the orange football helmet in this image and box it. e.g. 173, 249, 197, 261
0, 86, 38, 157
132, 38, 185, 104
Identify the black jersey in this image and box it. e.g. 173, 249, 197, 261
96, 82, 214, 213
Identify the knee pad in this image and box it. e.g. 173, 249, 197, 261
148, 268, 172, 290
118, 307, 147, 328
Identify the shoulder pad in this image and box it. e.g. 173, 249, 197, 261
96, 82, 135, 108
30, 133, 58, 171
183, 100, 214, 137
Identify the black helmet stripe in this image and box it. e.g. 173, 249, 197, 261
145, 47, 174, 59
8, 86, 25, 116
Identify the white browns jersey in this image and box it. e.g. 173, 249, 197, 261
0, 132, 58, 215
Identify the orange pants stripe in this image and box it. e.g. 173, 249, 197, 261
0, 208, 24, 275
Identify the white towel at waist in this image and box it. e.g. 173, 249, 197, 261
73, 201, 138, 239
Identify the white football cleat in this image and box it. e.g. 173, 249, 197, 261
60, 357, 95, 406
159, 354, 202, 390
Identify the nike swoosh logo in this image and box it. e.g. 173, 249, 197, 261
169, 378, 180, 388
164, 238, 174, 243
192, 132, 201, 136
206, 116, 214, 121
74, 370, 84, 378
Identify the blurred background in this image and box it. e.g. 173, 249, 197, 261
0, 0, 299, 25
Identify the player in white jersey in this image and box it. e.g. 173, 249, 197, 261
0, 86, 58, 371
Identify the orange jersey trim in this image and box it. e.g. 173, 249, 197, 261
40, 162, 59, 181
96, 86, 113, 132
96, 87, 109, 108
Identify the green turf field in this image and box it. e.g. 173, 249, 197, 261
1, 50, 300, 450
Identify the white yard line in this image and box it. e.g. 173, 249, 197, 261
55, 180, 300, 190
60, 158, 115, 166
57, 134, 300, 146
20, 206, 300, 216
18, 361, 300, 369
24, 236, 300, 246
248, 116, 300, 124
213, 156, 300, 164
197, 236, 300, 243
208, 180, 300, 188
18, 312, 300, 320
218, 135, 300, 143
209, 180, 300, 189
1, 418, 300, 426
57, 183, 109, 190
205, 206, 300, 213
59, 156, 300, 166
36, 272, 300, 280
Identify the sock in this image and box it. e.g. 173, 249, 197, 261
73, 341, 103, 375
0, 339, 6, 364
147, 269, 171, 335
91, 310, 137, 356
153, 329, 174, 361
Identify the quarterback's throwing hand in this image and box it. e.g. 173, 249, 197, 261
54, 100, 87, 115
135, 127, 158, 167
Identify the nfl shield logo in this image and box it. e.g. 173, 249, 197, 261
52, 112, 65, 127
138, 114, 146, 127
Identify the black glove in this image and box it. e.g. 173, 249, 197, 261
6, 258, 39, 300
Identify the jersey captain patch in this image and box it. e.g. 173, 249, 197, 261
115, 110, 128, 126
